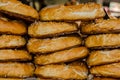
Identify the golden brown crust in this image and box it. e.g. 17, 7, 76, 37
0, 49, 31, 61
90, 62, 120, 78
0, 78, 24, 80
0, 0, 39, 21
93, 77, 118, 80
35, 63, 88, 79
85, 34, 120, 49
35, 47, 88, 65
81, 19, 120, 34
39, 3, 105, 21
0, 35, 26, 49
27, 36, 81, 53
28, 22, 78, 38
87, 49, 120, 66
0, 62, 34, 78
37, 78, 58, 80
0, 19, 26, 35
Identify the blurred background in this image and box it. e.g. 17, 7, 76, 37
20, 0, 120, 18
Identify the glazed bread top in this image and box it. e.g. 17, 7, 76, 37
39, 3, 105, 21
0, 0, 39, 20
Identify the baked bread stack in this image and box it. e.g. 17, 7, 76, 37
0, 17, 35, 79
81, 19, 120, 79
27, 3, 105, 80
28, 13, 88, 80
1, 0, 119, 79
0, 0, 39, 79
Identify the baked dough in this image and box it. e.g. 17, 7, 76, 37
37, 78, 56, 80
87, 49, 120, 66
0, 19, 26, 35
93, 77, 118, 80
0, 0, 39, 21
0, 62, 34, 78
0, 78, 23, 80
81, 19, 120, 34
35, 47, 88, 65
85, 34, 120, 49
28, 22, 78, 38
35, 62, 88, 79
0, 35, 26, 49
27, 36, 81, 53
0, 49, 31, 61
90, 62, 120, 78
39, 3, 105, 21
